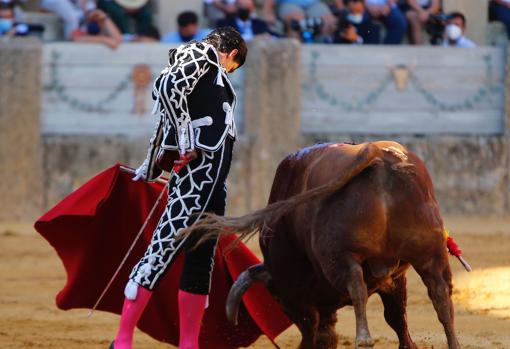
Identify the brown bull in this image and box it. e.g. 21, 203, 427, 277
185, 141, 463, 349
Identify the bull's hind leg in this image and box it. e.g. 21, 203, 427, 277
323, 257, 374, 349
414, 254, 461, 349
377, 273, 417, 349
346, 261, 375, 348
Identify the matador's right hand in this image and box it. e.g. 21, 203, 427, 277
132, 159, 149, 182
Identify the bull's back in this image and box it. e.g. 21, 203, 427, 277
268, 142, 370, 204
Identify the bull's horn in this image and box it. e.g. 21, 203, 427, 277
226, 263, 271, 326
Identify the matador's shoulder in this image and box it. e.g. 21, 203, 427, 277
167, 41, 219, 67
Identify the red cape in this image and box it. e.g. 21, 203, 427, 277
34, 164, 291, 348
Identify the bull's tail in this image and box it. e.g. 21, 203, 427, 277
179, 142, 382, 247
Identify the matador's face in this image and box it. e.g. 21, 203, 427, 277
218, 49, 240, 73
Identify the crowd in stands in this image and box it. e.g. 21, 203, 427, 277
0, 0, 509, 49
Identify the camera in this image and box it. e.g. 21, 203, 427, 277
425, 13, 451, 45
289, 17, 323, 43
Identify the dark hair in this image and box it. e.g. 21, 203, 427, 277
177, 11, 198, 27
138, 25, 161, 40
448, 11, 466, 27
0, 0, 15, 10
344, 0, 363, 4
203, 26, 248, 67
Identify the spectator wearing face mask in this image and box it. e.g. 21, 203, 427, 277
0, 0, 43, 37
333, 12, 364, 44
70, 9, 123, 49
216, 0, 272, 41
336, 0, 380, 44
442, 11, 475, 48
161, 11, 211, 44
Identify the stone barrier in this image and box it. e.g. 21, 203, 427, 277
0, 38, 43, 221
1, 38, 509, 220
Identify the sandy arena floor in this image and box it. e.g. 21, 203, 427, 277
1, 216, 509, 349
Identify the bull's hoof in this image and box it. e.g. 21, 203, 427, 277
355, 336, 375, 349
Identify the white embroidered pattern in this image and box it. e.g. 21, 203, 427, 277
129, 144, 226, 289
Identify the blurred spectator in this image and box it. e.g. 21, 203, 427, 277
442, 11, 475, 48
399, 0, 441, 44
333, 12, 363, 43
217, 0, 272, 41
337, 0, 380, 44
365, 0, 406, 44
0, 0, 43, 37
128, 24, 160, 42
489, 0, 510, 39
97, 0, 152, 34
161, 11, 211, 44
204, 0, 237, 27
70, 8, 123, 49
263, 0, 337, 40
40, 0, 96, 39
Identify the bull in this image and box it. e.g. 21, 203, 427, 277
184, 141, 464, 349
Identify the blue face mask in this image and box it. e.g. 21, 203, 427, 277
0, 18, 13, 34
87, 21, 101, 35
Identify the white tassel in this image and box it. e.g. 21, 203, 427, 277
124, 280, 139, 300
151, 96, 160, 115
216, 70, 224, 87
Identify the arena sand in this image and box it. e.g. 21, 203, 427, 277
0, 216, 509, 349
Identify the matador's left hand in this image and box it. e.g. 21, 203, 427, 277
175, 149, 198, 165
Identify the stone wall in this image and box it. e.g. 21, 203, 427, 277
0, 38, 43, 221
2, 39, 510, 221
41, 134, 253, 217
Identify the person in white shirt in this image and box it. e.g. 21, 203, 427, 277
442, 11, 476, 48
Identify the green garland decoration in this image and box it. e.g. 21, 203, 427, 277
44, 50, 136, 113
305, 50, 502, 112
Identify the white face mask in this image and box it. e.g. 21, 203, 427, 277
347, 13, 363, 24
446, 24, 462, 41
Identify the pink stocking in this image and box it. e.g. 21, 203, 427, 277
178, 290, 207, 349
113, 286, 152, 349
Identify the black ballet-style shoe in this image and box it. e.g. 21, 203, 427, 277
108, 341, 115, 349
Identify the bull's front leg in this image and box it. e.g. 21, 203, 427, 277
282, 303, 319, 349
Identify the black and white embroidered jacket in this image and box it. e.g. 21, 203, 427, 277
144, 41, 237, 180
